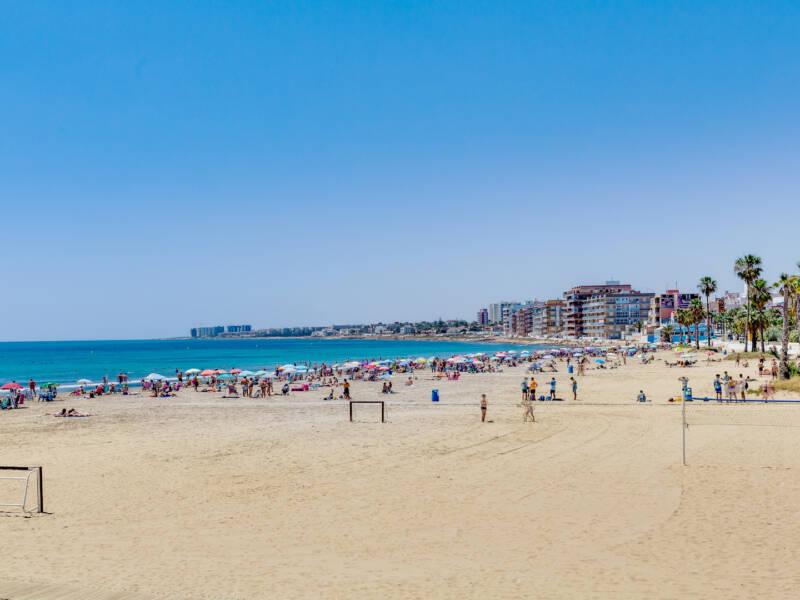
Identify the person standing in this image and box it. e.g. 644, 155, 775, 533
521, 378, 528, 401
570, 377, 578, 401
549, 377, 557, 400
480, 394, 487, 422
530, 377, 537, 401
343, 379, 351, 400
28, 378, 36, 399
714, 375, 722, 400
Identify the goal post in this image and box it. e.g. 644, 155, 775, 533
0, 466, 43, 514
349, 400, 385, 423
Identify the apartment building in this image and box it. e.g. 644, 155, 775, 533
581, 291, 653, 339
563, 281, 653, 338
531, 300, 564, 337
647, 290, 700, 326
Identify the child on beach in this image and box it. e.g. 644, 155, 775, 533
570, 377, 577, 401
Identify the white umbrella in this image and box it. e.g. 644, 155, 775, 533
77, 378, 93, 385
184, 368, 201, 374
237, 370, 255, 377
144, 373, 166, 381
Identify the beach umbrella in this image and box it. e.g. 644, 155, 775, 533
237, 370, 255, 377
217, 373, 234, 380
594, 359, 605, 364
253, 370, 269, 376
542, 354, 554, 359
184, 368, 201, 374
342, 361, 361, 369
76, 378, 93, 385
229, 368, 243, 374
416, 357, 427, 363
144, 373, 166, 381
1, 382, 23, 390
199, 369, 216, 376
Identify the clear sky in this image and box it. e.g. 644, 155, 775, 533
2, 1, 800, 340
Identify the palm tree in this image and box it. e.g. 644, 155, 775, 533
661, 324, 675, 343
775, 273, 798, 379
675, 309, 693, 345
689, 298, 705, 350
698, 276, 717, 347
751, 279, 771, 352
717, 310, 732, 342
734, 254, 763, 351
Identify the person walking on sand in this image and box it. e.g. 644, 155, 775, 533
570, 376, 578, 401
480, 394, 487, 422
343, 379, 351, 400
549, 377, 557, 401
530, 377, 537, 401
521, 394, 535, 422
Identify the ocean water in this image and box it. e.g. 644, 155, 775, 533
0, 338, 544, 386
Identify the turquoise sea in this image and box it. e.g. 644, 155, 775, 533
0, 338, 544, 386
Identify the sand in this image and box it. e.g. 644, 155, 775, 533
3, 350, 800, 599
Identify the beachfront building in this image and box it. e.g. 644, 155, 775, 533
191, 326, 225, 338
563, 282, 632, 337
647, 290, 700, 326
488, 302, 513, 324
226, 324, 252, 333
563, 282, 653, 339
531, 300, 564, 338
581, 291, 653, 339
477, 308, 489, 326
505, 301, 545, 337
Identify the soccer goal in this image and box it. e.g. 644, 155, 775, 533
349, 400, 385, 423
0, 466, 44, 514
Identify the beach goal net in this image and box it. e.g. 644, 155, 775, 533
349, 400, 386, 423
0, 466, 43, 514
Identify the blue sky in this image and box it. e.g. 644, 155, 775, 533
2, 1, 799, 340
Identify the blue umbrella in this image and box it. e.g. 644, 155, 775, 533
595, 359, 605, 364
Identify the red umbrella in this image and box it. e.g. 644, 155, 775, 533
229, 368, 242, 374
1, 383, 23, 390
199, 369, 215, 376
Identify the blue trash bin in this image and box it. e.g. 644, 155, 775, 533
568, 365, 574, 374
432, 389, 439, 402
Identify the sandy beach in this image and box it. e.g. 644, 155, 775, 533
4, 350, 800, 599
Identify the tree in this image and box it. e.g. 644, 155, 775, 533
661, 324, 674, 343
698, 276, 717, 347
734, 254, 763, 351
688, 298, 706, 350
635, 320, 644, 334
751, 279, 771, 352
775, 273, 798, 379
717, 310, 732, 342
675, 309, 693, 345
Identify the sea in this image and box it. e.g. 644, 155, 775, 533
0, 338, 546, 387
